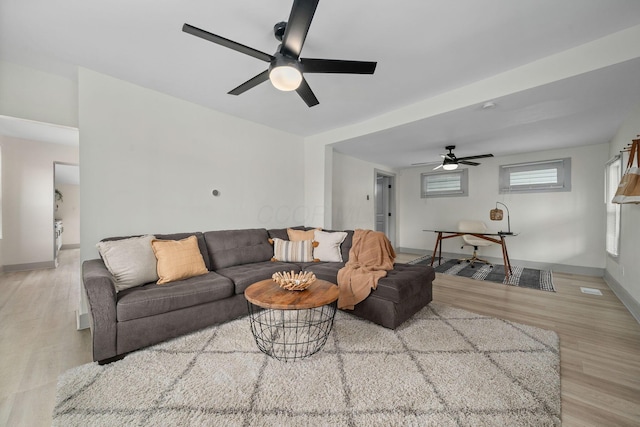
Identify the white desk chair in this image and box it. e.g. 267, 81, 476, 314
458, 220, 494, 268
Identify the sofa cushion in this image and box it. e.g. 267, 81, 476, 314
340, 230, 354, 262
204, 229, 274, 270
371, 263, 436, 304
298, 262, 343, 284
155, 232, 211, 271
215, 261, 300, 295
267, 226, 305, 241
96, 235, 159, 292
116, 271, 234, 321
151, 236, 209, 284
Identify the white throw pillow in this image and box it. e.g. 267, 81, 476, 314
313, 230, 348, 262
96, 235, 159, 292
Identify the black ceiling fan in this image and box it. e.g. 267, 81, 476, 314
182, 0, 377, 107
413, 145, 494, 170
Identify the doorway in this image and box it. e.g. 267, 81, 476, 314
53, 162, 80, 265
374, 170, 396, 247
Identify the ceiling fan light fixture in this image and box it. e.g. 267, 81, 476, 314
442, 162, 459, 171
441, 155, 459, 170
269, 65, 302, 91
269, 63, 302, 92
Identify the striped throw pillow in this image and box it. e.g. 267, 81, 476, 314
272, 238, 314, 262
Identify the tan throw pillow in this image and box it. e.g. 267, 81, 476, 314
287, 228, 321, 241
96, 235, 159, 292
151, 235, 208, 284
272, 238, 315, 262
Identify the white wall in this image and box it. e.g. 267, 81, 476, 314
78, 69, 305, 261
0, 135, 79, 268
397, 144, 609, 271
0, 61, 79, 270
55, 183, 80, 246
606, 102, 640, 317
303, 140, 333, 228
0, 61, 78, 127
332, 151, 395, 231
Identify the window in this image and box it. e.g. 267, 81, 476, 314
421, 169, 468, 198
605, 155, 622, 257
499, 158, 571, 193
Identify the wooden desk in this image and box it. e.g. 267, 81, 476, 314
425, 230, 517, 280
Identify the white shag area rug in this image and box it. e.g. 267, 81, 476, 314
54, 303, 561, 426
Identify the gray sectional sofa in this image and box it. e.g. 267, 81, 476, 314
82, 227, 435, 363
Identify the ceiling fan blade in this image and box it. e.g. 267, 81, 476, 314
296, 78, 319, 107
280, 0, 319, 58
182, 23, 274, 63
228, 70, 270, 95
458, 160, 480, 166
456, 153, 494, 161
300, 58, 377, 74
433, 164, 444, 170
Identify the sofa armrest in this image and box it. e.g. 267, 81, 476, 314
82, 259, 118, 362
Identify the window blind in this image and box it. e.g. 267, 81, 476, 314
499, 158, 570, 193
605, 156, 621, 257
425, 174, 462, 193
421, 169, 468, 198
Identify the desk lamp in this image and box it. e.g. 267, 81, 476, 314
490, 202, 512, 234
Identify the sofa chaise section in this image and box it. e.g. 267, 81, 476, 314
348, 263, 435, 329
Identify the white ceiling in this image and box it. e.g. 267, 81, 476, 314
2, 0, 640, 166
334, 58, 640, 167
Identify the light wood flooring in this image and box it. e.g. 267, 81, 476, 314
0, 249, 92, 426
1, 250, 639, 426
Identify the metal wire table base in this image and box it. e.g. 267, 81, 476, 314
247, 301, 337, 362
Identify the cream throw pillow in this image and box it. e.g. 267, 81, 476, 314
287, 228, 320, 241
96, 235, 159, 292
151, 235, 208, 284
313, 230, 348, 262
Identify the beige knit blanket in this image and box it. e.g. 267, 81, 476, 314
337, 229, 396, 310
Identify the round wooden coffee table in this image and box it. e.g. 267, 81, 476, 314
245, 278, 339, 362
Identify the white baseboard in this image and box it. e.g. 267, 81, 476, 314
397, 247, 429, 256
2, 260, 56, 272
398, 248, 604, 277
604, 271, 640, 325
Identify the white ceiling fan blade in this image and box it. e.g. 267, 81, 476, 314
433, 164, 443, 170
